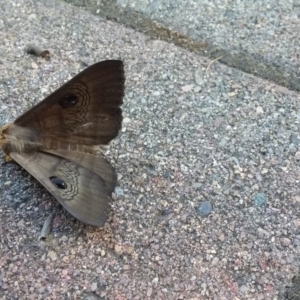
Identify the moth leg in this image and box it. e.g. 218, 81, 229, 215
4, 154, 13, 162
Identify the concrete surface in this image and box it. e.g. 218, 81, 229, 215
66, 0, 300, 92
0, 0, 300, 299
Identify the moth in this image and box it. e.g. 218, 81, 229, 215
0, 60, 125, 226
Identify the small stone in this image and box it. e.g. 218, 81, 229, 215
91, 282, 97, 292
218, 138, 227, 147
115, 244, 122, 253
211, 257, 219, 266
293, 219, 300, 227
147, 287, 153, 297
251, 193, 266, 206
218, 234, 225, 242
257, 227, 270, 238
123, 117, 130, 123
62, 256, 69, 263
293, 195, 300, 203
259, 147, 267, 154
290, 133, 299, 145
48, 251, 58, 261
152, 277, 159, 284
289, 145, 297, 153
195, 67, 203, 85
17, 220, 25, 228
295, 152, 300, 160
192, 182, 202, 189
115, 187, 124, 196
256, 106, 264, 114
240, 285, 248, 293
60, 235, 68, 242
31, 62, 38, 69
293, 238, 300, 246
197, 201, 213, 217
281, 237, 291, 247
246, 242, 253, 249
182, 85, 193, 92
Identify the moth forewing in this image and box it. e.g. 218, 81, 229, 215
0, 60, 125, 226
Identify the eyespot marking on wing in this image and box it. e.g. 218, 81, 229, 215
59, 93, 78, 109
50, 176, 67, 189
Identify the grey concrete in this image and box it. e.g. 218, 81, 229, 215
0, 0, 300, 299
66, 0, 300, 92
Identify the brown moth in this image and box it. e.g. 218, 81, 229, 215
0, 60, 125, 226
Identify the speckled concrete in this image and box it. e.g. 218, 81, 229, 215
0, 0, 299, 299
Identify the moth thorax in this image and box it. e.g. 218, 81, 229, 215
0, 123, 41, 154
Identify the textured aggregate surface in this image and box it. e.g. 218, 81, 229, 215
66, 0, 300, 92
0, 0, 300, 299
114, 0, 300, 71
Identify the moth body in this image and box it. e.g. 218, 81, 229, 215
0, 123, 41, 157
0, 60, 125, 226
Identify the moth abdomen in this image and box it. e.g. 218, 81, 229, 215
0, 123, 41, 155
41, 137, 96, 154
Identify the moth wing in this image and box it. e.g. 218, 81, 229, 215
43, 149, 117, 194
14, 60, 125, 145
11, 151, 112, 226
